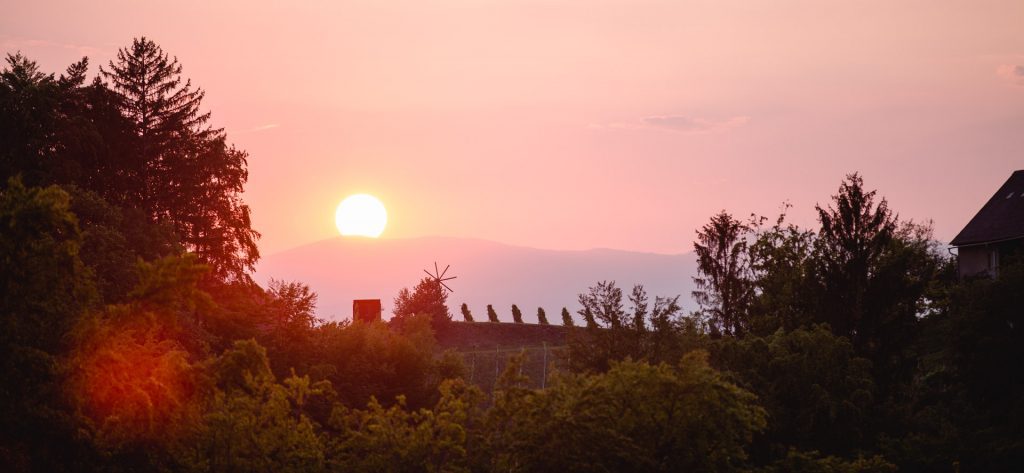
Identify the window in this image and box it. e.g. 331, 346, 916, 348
989, 248, 1000, 277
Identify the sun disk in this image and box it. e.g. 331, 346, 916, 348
335, 194, 387, 238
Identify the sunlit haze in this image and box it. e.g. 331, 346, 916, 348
5, 0, 1022, 257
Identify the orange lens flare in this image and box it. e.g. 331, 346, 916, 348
71, 312, 199, 444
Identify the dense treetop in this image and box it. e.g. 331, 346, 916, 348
0, 38, 258, 284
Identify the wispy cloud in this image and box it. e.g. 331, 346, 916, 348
997, 64, 1024, 85
239, 123, 280, 134
642, 115, 750, 134
594, 114, 750, 134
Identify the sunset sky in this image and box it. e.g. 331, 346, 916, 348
5, 0, 1023, 256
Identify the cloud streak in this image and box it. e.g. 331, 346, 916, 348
595, 115, 750, 134
239, 123, 280, 134
642, 115, 750, 134
997, 64, 1024, 85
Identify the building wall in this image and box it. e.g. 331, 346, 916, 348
352, 299, 382, 323
958, 245, 994, 279
957, 240, 1024, 279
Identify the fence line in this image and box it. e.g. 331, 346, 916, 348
452, 344, 570, 392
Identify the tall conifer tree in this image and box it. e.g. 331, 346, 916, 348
813, 173, 897, 346
692, 211, 754, 336
101, 37, 258, 281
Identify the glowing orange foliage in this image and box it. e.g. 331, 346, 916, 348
70, 307, 202, 446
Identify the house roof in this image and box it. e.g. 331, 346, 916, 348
950, 170, 1024, 247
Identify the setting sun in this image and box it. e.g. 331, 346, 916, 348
335, 194, 387, 238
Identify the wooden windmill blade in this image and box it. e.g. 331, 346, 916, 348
424, 261, 457, 293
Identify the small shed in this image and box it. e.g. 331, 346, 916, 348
352, 299, 382, 323
950, 170, 1024, 279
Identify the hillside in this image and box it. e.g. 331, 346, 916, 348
256, 236, 697, 323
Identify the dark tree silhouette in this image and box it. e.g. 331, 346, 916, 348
511, 304, 524, 324
537, 307, 549, 325
580, 306, 598, 329
628, 284, 648, 333
812, 173, 895, 342
561, 307, 575, 327
487, 304, 499, 323
392, 277, 451, 328
100, 37, 258, 281
460, 303, 474, 322
578, 281, 624, 329
746, 206, 817, 334
0, 54, 61, 187
693, 211, 755, 336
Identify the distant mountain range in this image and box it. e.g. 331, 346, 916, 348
255, 236, 697, 323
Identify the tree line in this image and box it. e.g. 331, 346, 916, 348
2, 38, 1022, 472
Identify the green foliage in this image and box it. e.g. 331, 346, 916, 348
712, 325, 875, 456
536, 307, 548, 325
486, 304, 499, 323
511, 304, 523, 324
569, 282, 686, 372
327, 379, 483, 472
885, 258, 1024, 471
762, 449, 896, 473
259, 279, 321, 375
130, 253, 214, 316
747, 205, 816, 334
571, 282, 631, 370
311, 316, 440, 409
459, 303, 473, 322
212, 339, 275, 393
181, 340, 325, 473
804, 175, 946, 407
485, 352, 766, 472
435, 350, 468, 382
0, 177, 99, 471
560, 307, 574, 327
67, 186, 179, 303
265, 279, 318, 329
0, 178, 96, 348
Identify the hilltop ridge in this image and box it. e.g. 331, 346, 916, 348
256, 236, 697, 322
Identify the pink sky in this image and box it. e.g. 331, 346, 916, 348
4, 1, 1023, 255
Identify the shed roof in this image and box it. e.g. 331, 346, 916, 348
950, 170, 1024, 246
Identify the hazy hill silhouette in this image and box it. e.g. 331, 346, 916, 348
256, 236, 697, 323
